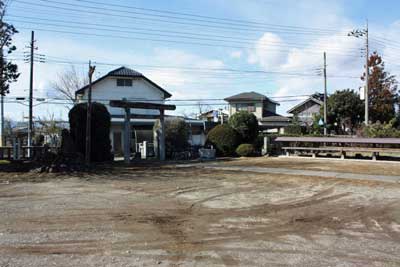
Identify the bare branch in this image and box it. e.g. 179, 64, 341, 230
49, 65, 88, 107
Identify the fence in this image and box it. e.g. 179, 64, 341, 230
0, 141, 59, 161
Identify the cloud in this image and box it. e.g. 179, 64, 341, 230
377, 20, 400, 74
247, 32, 286, 70
246, 29, 369, 114
229, 50, 242, 59
142, 47, 226, 99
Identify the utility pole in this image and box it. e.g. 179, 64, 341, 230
85, 61, 95, 165
28, 31, 35, 157
364, 21, 369, 125
348, 20, 369, 125
323, 52, 327, 136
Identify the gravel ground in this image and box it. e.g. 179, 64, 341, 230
0, 160, 399, 266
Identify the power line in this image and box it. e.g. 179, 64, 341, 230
11, 24, 360, 58
6, 94, 312, 102
7, 99, 306, 107
6, 15, 363, 54
60, 0, 339, 33
370, 36, 400, 50
20, 0, 340, 34
8, 57, 360, 79
9, 18, 358, 54
12, 0, 344, 36
10, 51, 329, 73
10, 1, 400, 56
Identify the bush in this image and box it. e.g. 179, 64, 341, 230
154, 118, 189, 158
69, 102, 112, 162
394, 113, 400, 129
285, 115, 302, 135
236, 144, 255, 157
360, 119, 400, 138
207, 124, 240, 156
228, 111, 259, 143
253, 134, 264, 152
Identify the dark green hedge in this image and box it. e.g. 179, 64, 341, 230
154, 118, 189, 158
207, 124, 240, 156
69, 102, 112, 162
228, 111, 259, 143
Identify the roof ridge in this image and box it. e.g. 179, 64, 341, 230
108, 66, 125, 74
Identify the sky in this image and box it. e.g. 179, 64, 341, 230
3, 0, 400, 121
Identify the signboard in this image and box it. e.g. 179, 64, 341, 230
360, 86, 365, 100
213, 110, 219, 123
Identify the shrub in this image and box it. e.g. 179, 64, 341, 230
285, 115, 302, 135
253, 134, 264, 152
394, 113, 400, 129
154, 118, 189, 158
69, 102, 112, 162
236, 144, 255, 157
228, 111, 259, 143
360, 119, 400, 138
207, 124, 240, 156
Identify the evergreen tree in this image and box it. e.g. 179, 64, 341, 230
320, 89, 364, 134
0, 1, 19, 95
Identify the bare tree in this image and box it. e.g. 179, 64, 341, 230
196, 102, 213, 118
50, 65, 88, 106
36, 113, 64, 146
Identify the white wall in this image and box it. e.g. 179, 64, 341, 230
79, 76, 166, 116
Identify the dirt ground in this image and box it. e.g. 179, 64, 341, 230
0, 159, 400, 266
223, 156, 400, 176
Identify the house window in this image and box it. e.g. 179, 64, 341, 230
236, 103, 255, 112
236, 103, 247, 111
247, 103, 256, 112
116, 79, 133, 87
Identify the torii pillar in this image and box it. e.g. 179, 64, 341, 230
159, 109, 166, 161
110, 100, 176, 163
123, 106, 131, 163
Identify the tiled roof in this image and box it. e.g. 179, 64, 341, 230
75, 67, 172, 98
224, 91, 279, 105
260, 110, 291, 122
287, 96, 323, 114
108, 67, 143, 77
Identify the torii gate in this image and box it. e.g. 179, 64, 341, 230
109, 100, 176, 163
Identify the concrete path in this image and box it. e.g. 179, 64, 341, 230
178, 163, 400, 183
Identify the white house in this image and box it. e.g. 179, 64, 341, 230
75, 66, 207, 156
